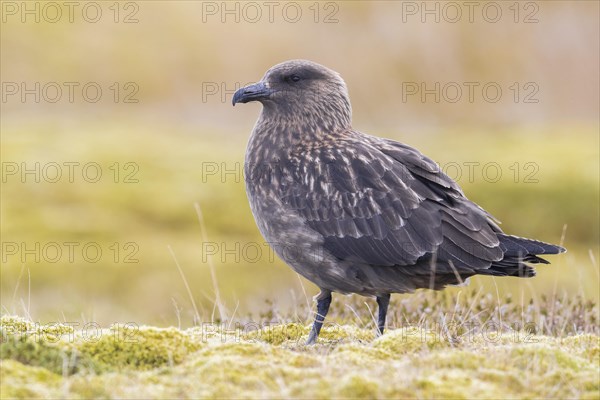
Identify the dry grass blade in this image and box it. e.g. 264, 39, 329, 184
194, 202, 228, 322
168, 245, 201, 325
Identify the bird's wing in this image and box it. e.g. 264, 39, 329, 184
277, 134, 504, 270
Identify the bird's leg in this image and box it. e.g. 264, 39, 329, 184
376, 294, 391, 336
306, 289, 332, 345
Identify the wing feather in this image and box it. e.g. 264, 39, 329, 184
277, 133, 504, 271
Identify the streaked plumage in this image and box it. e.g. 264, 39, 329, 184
232, 60, 565, 344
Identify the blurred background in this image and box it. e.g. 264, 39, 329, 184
1, 1, 598, 327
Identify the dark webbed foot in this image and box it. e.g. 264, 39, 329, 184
376, 294, 391, 336
306, 289, 332, 345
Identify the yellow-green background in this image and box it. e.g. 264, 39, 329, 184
1, 1, 598, 327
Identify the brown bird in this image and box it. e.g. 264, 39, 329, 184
232, 60, 565, 344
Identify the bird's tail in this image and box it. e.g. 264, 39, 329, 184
480, 234, 566, 278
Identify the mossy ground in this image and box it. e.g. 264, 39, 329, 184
1, 315, 598, 399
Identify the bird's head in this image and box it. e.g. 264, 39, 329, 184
233, 60, 352, 132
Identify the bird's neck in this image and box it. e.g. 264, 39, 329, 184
248, 106, 351, 159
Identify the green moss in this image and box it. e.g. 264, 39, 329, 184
476, 369, 525, 391
1, 315, 598, 399
287, 352, 322, 368
560, 334, 600, 361
1, 336, 100, 375
318, 325, 376, 343
65, 377, 111, 399
1, 315, 76, 344
508, 344, 588, 372
0, 315, 35, 336
37, 322, 76, 338
329, 343, 392, 369
195, 341, 274, 362
185, 342, 283, 397
242, 323, 376, 346
338, 375, 380, 399
412, 373, 470, 399
373, 327, 450, 354
0, 360, 61, 399
243, 322, 308, 345
78, 325, 201, 371
406, 337, 600, 399
1, 315, 100, 375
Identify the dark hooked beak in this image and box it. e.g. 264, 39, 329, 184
232, 81, 271, 106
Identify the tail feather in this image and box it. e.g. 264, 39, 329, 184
477, 234, 565, 278
498, 234, 566, 255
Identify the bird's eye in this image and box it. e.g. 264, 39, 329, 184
288, 74, 301, 83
